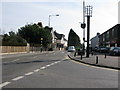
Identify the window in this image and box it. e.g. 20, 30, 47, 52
112, 29, 114, 37
106, 31, 109, 40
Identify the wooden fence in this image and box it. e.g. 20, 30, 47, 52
1, 46, 28, 53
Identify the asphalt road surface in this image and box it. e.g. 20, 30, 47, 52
1, 51, 118, 88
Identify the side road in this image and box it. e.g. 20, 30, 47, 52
68, 52, 120, 70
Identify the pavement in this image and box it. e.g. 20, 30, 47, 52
68, 52, 120, 70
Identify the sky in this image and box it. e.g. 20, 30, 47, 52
0, 0, 119, 43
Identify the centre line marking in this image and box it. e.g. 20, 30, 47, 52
40, 67, 46, 70
25, 72, 34, 76
54, 62, 58, 64
46, 65, 50, 67
12, 76, 24, 81
34, 69, 40, 72
0, 82, 11, 88
50, 63, 55, 65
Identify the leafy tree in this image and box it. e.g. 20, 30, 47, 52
43, 26, 52, 49
68, 29, 81, 48
18, 24, 41, 44
2, 31, 27, 46
18, 24, 52, 49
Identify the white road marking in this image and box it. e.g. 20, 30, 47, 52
57, 61, 61, 63
54, 62, 58, 64
12, 76, 24, 81
40, 67, 46, 70
25, 72, 34, 76
50, 63, 55, 66
11, 59, 20, 62
46, 65, 50, 67
1, 59, 65, 87
0, 82, 11, 88
34, 69, 40, 72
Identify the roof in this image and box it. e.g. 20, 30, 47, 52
54, 31, 64, 40
64, 38, 67, 41
99, 24, 120, 36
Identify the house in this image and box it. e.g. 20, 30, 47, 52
37, 22, 67, 50
90, 33, 100, 50
54, 31, 67, 50
99, 24, 120, 47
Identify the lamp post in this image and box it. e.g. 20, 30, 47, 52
48, 14, 59, 27
85, 5, 93, 58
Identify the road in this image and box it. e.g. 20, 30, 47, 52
1, 51, 118, 88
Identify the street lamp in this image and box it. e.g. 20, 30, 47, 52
85, 5, 93, 58
48, 14, 59, 27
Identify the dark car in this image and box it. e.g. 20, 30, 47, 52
77, 49, 85, 55
99, 47, 109, 53
109, 47, 120, 56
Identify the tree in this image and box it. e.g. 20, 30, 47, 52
2, 31, 27, 46
43, 26, 52, 49
68, 29, 81, 48
18, 24, 41, 44
18, 24, 52, 49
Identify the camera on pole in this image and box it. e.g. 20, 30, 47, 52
81, 23, 86, 29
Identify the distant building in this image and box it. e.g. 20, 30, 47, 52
37, 22, 67, 50
54, 31, 67, 50
90, 33, 100, 50
99, 24, 120, 47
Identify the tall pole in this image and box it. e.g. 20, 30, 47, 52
81, 1, 86, 55
83, 0, 85, 40
86, 16, 90, 57
85, 5, 92, 58
83, 0, 85, 54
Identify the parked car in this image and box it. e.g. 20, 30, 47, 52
109, 47, 120, 56
68, 46, 76, 52
77, 49, 85, 55
99, 47, 109, 53
94, 47, 100, 52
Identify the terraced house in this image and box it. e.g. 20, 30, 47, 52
99, 24, 120, 47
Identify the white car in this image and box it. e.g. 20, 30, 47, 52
68, 46, 76, 52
